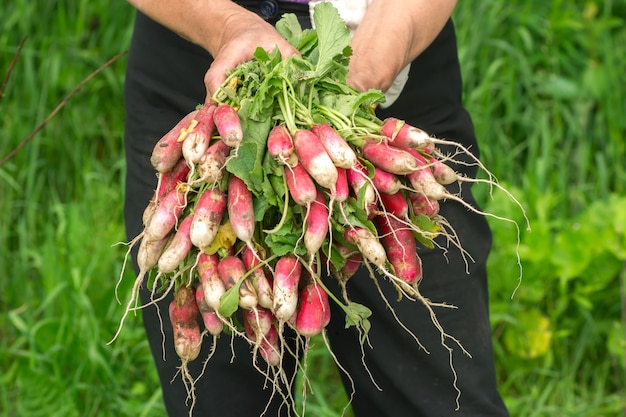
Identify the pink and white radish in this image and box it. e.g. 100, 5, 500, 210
293, 128, 338, 193
295, 278, 330, 338
267, 124, 297, 166
272, 256, 302, 322
197, 253, 226, 312
150, 110, 199, 173
375, 215, 422, 285
189, 187, 227, 250
312, 123, 357, 169
227, 175, 255, 250
213, 103, 243, 148
157, 214, 194, 273
284, 162, 317, 206
380, 117, 434, 152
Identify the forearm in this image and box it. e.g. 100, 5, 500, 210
349, 0, 457, 92
125, 0, 252, 55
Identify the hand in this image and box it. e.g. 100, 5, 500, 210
203, 9, 299, 101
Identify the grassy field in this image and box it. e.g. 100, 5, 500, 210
1, 0, 625, 416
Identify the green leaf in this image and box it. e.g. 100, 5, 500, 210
343, 302, 372, 344
312, 2, 352, 78
218, 280, 244, 317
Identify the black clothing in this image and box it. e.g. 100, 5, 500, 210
123, 6, 509, 416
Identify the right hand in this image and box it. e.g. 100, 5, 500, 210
203, 8, 299, 101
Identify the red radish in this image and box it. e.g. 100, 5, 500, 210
195, 284, 224, 336
217, 255, 257, 310
195, 139, 232, 185
375, 215, 422, 285
295, 278, 330, 337
267, 124, 297, 166
189, 188, 226, 250
346, 162, 376, 214
227, 175, 255, 249
156, 157, 191, 202
379, 191, 409, 218
344, 227, 387, 268
142, 199, 157, 227
304, 190, 329, 257
137, 234, 170, 272
213, 103, 243, 147
182, 121, 213, 166
402, 148, 448, 200
145, 187, 187, 242
407, 166, 447, 201
284, 162, 317, 206
334, 167, 350, 203
198, 253, 225, 311
312, 123, 357, 169
380, 117, 433, 151
408, 191, 440, 218
243, 306, 273, 342
292, 129, 338, 192
338, 252, 362, 282
169, 285, 202, 362
371, 168, 404, 195
150, 110, 199, 173
157, 214, 194, 273
362, 138, 419, 175
425, 155, 459, 185
272, 256, 302, 322
258, 324, 281, 366
241, 246, 273, 310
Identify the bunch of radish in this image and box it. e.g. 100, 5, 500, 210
114, 3, 526, 414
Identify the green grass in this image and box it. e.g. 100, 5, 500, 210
1, 0, 625, 416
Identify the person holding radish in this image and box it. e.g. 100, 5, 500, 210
122, 0, 510, 416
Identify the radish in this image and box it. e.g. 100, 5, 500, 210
150, 110, 199, 173
379, 191, 409, 218
304, 190, 329, 258
375, 215, 422, 285
408, 191, 440, 218
156, 157, 191, 202
241, 246, 273, 310
243, 306, 273, 343
197, 253, 225, 311
213, 103, 243, 147
267, 124, 297, 166
295, 278, 330, 338
157, 214, 194, 273
272, 256, 302, 322
293, 129, 338, 192
258, 323, 281, 366
346, 162, 377, 215
195, 284, 224, 336
343, 227, 387, 268
137, 234, 170, 272
380, 117, 434, 152
401, 147, 448, 200
169, 285, 202, 362
371, 167, 404, 195
189, 188, 227, 250
227, 175, 255, 250
144, 186, 187, 242
362, 138, 419, 175
284, 162, 317, 206
182, 121, 213, 166
217, 255, 258, 310
312, 123, 357, 169
424, 155, 459, 185
334, 167, 350, 203
195, 139, 232, 185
